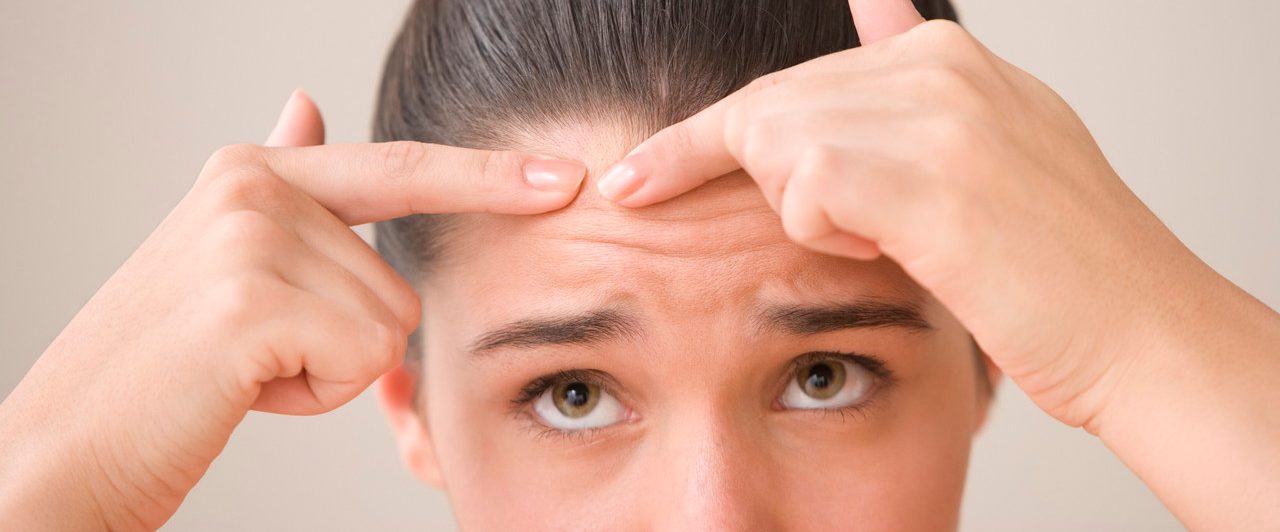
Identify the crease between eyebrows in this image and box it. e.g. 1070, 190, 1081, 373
467, 297, 933, 357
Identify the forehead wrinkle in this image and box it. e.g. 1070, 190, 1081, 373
527, 205, 789, 260
441, 171, 787, 265
537, 234, 793, 261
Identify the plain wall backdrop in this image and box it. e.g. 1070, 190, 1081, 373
2, 1, 1277, 530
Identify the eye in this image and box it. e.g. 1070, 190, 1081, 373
533, 379, 627, 431
780, 356, 875, 410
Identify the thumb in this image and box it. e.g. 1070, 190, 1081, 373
266, 88, 326, 147
849, 0, 926, 46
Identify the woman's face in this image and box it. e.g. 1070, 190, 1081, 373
380, 153, 995, 530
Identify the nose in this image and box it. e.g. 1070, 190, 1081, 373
645, 411, 783, 531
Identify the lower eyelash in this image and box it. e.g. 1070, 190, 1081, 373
800, 394, 884, 422
512, 353, 894, 441
514, 410, 609, 443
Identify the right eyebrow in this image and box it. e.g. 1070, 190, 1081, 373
467, 308, 641, 356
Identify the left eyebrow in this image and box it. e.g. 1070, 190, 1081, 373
756, 299, 934, 335
468, 308, 641, 355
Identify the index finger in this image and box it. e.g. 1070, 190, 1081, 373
236, 141, 587, 225
595, 0, 927, 208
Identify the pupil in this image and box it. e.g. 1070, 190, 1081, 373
808, 364, 833, 389
563, 382, 590, 407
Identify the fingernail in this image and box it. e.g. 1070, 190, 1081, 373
266, 88, 305, 146
523, 158, 587, 192
596, 151, 649, 202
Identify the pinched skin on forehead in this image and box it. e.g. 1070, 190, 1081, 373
428, 170, 932, 322
409, 162, 987, 530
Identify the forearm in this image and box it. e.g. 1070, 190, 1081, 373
0, 385, 113, 530
0, 347, 168, 532
1091, 268, 1280, 531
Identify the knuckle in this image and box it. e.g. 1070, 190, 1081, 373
204, 210, 288, 263
779, 212, 809, 244
201, 165, 289, 212
776, 145, 840, 227
723, 103, 751, 155
798, 143, 843, 175
476, 150, 524, 199
367, 320, 406, 372
778, 197, 827, 247
738, 121, 773, 164
916, 19, 971, 47
206, 273, 279, 327
201, 144, 264, 177
395, 285, 423, 332
912, 20, 995, 75
379, 141, 429, 183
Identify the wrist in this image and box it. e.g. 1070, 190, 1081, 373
1084, 266, 1280, 529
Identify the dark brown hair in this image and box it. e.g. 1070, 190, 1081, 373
373, 0, 961, 364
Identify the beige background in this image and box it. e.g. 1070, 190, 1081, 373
2, 1, 1277, 530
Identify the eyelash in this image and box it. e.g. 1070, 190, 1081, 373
510, 352, 896, 439
776, 351, 897, 420
509, 369, 619, 442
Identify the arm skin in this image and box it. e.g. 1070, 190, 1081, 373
594, 0, 1280, 528
0, 90, 588, 530
1093, 265, 1280, 531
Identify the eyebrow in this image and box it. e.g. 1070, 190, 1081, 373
468, 309, 641, 355
467, 298, 932, 355
755, 299, 934, 335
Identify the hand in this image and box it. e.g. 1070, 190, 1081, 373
594, 0, 1182, 428
0, 90, 587, 530
595, 0, 1280, 528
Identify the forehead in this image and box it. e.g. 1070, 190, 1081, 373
423, 170, 928, 324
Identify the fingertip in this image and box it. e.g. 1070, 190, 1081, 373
473, 155, 587, 215
597, 149, 688, 208
596, 160, 646, 203
266, 87, 326, 147
523, 157, 587, 193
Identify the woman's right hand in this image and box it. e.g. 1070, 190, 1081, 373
0, 90, 587, 530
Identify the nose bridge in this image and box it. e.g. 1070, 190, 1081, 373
647, 406, 781, 531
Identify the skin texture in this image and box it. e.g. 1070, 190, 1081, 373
0, 91, 587, 530
595, 1, 1280, 529
380, 170, 996, 531
1, 0, 1277, 530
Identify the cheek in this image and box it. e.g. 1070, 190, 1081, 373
415, 289, 978, 530
419, 316, 638, 529
759, 343, 976, 529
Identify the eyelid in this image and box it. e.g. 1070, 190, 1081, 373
511, 369, 636, 441
788, 351, 895, 381
512, 369, 614, 405
773, 351, 897, 413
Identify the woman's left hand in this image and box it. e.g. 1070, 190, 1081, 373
595, 1, 1280, 529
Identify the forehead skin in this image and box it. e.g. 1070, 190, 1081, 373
429, 170, 933, 324
414, 146, 980, 530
